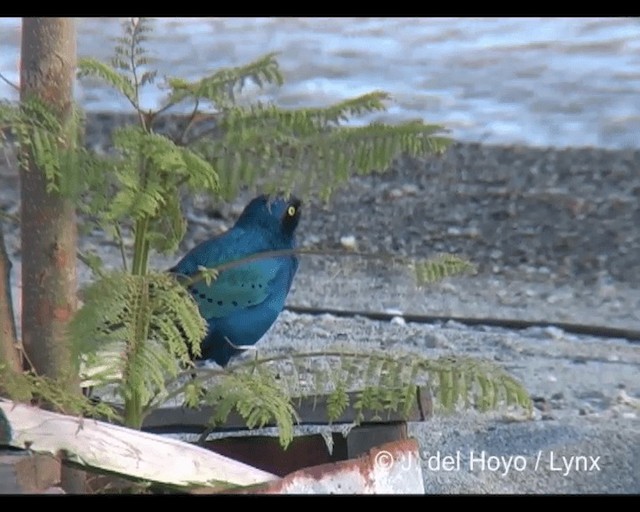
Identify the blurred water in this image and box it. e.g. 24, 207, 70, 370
1, 17, 639, 149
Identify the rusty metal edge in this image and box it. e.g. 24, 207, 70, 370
216, 438, 425, 495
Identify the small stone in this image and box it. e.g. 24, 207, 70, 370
465, 227, 481, 238
340, 235, 357, 250
423, 333, 447, 348
391, 316, 406, 326
384, 308, 404, 316
532, 396, 551, 412
544, 326, 565, 340
401, 184, 420, 195
391, 187, 405, 198
439, 282, 457, 293
318, 313, 338, 324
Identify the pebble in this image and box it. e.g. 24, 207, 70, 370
386, 188, 403, 199
443, 320, 468, 330
544, 326, 565, 340
339, 235, 357, 250
390, 316, 406, 326
401, 184, 420, 195
439, 282, 457, 293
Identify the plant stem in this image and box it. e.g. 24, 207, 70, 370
122, 215, 151, 429
131, 216, 149, 276
123, 389, 144, 429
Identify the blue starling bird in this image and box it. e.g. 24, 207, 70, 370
169, 194, 301, 367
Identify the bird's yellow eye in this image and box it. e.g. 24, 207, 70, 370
287, 205, 296, 217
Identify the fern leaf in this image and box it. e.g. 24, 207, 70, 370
78, 58, 136, 101
71, 271, 207, 405
165, 53, 283, 108
414, 254, 476, 286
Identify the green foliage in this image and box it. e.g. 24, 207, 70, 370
166, 52, 283, 109
414, 254, 477, 286
77, 17, 156, 110
201, 367, 299, 448
0, 363, 117, 421
77, 58, 136, 103
71, 271, 207, 416
191, 101, 451, 201
177, 350, 532, 447
0, 97, 96, 197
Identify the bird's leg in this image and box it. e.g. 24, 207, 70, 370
224, 337, 260, 373
224, 337, 259, 355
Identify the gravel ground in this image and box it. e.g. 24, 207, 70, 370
1, 115, 639, 493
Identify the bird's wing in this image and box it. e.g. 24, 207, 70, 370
190, 259, 282, 319
170, 229, 293, 319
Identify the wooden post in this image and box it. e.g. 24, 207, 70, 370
19, 17, 83, 493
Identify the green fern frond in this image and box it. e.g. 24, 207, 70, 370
102, 126, 218, 226
78, 58, 136, 102
216, 92, 391, 138
71, 271, 207, 405
0, 364, 118, 421
240, 350, 531, 415
193, 108, 451, 199
203, 367, 299, 448
165, 52, 283, 108
113, 18, 155, 76
413, 254, 477, 286
80, 18, 156, 111
326, 382, 350, 422
0, 97, 98, 197
184, 349, 531, 447
147, 194, 187, 254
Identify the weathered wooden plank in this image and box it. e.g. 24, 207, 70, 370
0, 398, 279, 492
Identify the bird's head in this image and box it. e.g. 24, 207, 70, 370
235, 194, 302, 239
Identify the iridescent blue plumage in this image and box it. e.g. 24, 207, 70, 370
170, 194, 301, 367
